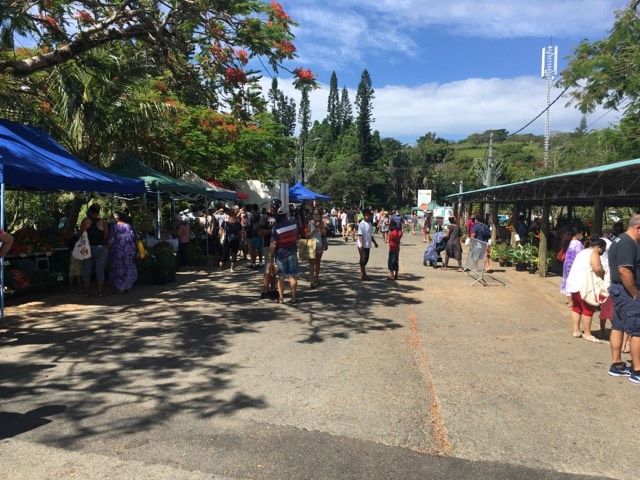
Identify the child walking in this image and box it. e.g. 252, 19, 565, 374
387, 220, 403, 280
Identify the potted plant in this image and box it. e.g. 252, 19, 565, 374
524, 245, 539, 274
512, 246, 527, 271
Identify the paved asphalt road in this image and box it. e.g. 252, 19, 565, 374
0, 232, 635, 479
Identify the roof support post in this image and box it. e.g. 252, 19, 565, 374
538, 200, 551, 278
510, 204, 519, 247
592, 198, 604, 237
490, 203, 498, 245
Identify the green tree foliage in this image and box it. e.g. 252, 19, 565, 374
0, 0, 317, 114
327, 71, 340, 138
298, 86, 311, 144
561, 0, 640, 115
355, 69, 375, 166
339, 86, 353, 133
268, 77, 296, 136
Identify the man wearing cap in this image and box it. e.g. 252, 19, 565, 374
270, 206, 299, 303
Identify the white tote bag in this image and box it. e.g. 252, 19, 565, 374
72, 231, 92, 261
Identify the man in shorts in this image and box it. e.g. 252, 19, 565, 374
344, 207, 357, 242
357, 209, 378, 280
270, 207, 299, 304
607, 214, 640, 382
258, 199, 279, 300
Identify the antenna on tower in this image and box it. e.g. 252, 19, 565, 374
541, 44, 558, 169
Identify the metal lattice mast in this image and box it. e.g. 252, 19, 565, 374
541, 44, 558, 169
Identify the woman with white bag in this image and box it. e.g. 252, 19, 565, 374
80, 204, 109, 296
565, 237, 609, 343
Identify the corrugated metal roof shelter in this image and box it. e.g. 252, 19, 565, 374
445, 158, 640, 279
446, 158, 640, 206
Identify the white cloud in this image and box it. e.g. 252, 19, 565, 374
265, 76, 616, 142
300, 0, 627, 38
287, 0, 627, 72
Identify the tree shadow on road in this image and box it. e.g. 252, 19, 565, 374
0, 245, 423, 448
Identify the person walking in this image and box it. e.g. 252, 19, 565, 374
606, 215, 640, 382
565, 237, 608, 341
270, 207, 299, 304
387, 220, 402, 280
219, 210, 242, 271
444, 216, 463, 271
379, 211, 390, 244
177, 219, 190, 269
307, 208, 326, 288
109, 211, 137, 293
561, 227, 584, 300
258, 200, 279, 299
357, 210, 378, 280
344, 207, 357, 242
80, 204, 109, 296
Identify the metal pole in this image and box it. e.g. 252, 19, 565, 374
156, 190, 161, 240
205, 194, 210, 267
1, 182, 4, 319
301, 141, 305, 185
457, 180, 463, 219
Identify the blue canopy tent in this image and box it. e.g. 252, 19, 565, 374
289, 182, 331, 202
0, 120, 146, 317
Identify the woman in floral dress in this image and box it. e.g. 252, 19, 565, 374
109, 211, 137, 293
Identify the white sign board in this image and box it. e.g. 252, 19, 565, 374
417, 190, 432, 210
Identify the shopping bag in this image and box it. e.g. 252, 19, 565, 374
298, 238, 316, 261
72, 232, 92, 260
136, 239, 146, 260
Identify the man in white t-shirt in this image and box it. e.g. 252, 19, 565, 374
357, 210, 378, 280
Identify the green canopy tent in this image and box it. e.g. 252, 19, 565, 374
107, 156, 207, 238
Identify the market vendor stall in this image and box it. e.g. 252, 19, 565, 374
0, 120, 146, 316
106, 156, 207, 239
289, 182, 331, 202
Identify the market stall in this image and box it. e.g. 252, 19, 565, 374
107, 156, 207, 240
0, 120, 145, 316
289, 182, 331, 202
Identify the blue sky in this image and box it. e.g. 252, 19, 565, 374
273, 0, 629, 144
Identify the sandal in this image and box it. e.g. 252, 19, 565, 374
289, 298, 297, 304
572, 332, 583, 338
583, 335, 601, 344
278, 297, 284, 304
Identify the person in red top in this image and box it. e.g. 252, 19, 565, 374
387, 220, 403, 280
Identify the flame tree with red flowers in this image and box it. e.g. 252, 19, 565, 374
0, 0, 316, 113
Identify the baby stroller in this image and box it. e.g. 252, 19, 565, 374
423, 231, 447, 267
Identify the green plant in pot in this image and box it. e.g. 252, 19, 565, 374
512, 246, 527, 271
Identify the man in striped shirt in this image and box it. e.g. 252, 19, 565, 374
269, 209, 300, 304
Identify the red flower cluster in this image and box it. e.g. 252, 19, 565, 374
39, 100, 52, 112
209, 44, 227, 61
42, 16, 59, 30
75, 10, 94, 24
271, 1, 291, 21
275, 40, 296, 56
294, 67, 315, 82
236, 49, 249, 64
225, 67, 247, 84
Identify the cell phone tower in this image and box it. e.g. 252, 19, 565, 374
541, 44, 558, 169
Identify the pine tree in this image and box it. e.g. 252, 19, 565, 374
269, 77, 297, 136
339, 87, 353, 132
327, 71, 340, 138
279, 96, 297, 137
268, 78, 279, 113
355, 69, 375, 165
298, 85, 311, 144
